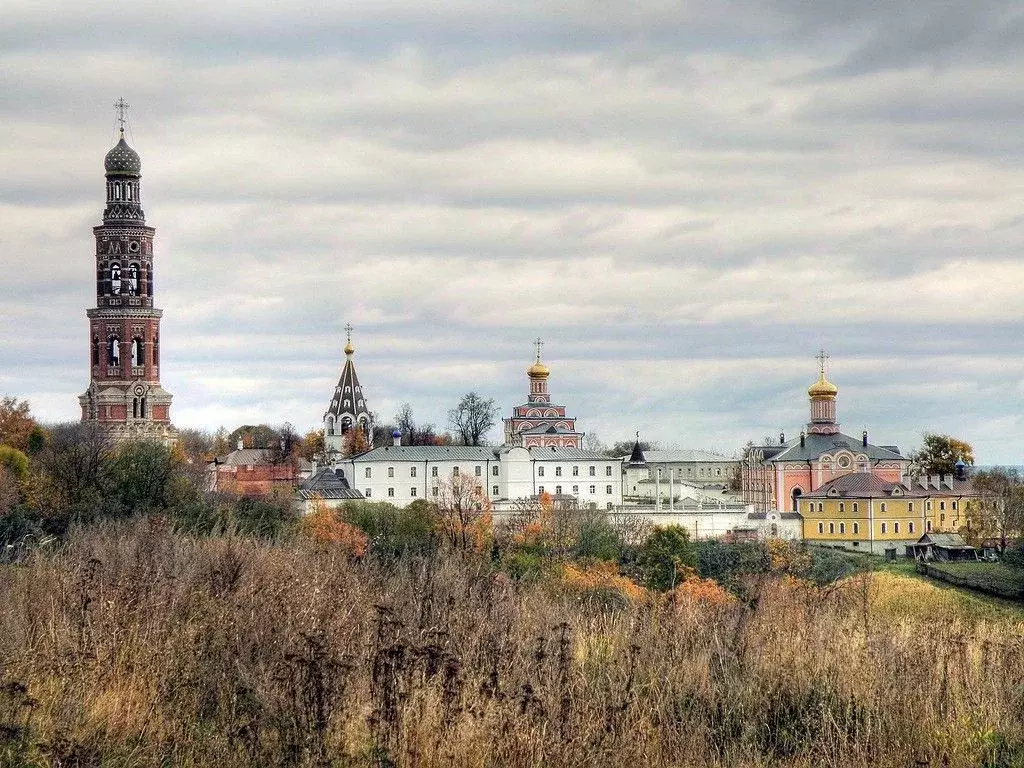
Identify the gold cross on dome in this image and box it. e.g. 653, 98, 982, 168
534, 337, 544, 362
114, 97, 130, 136
345, 323, 353, 345
816, 348, 830, 376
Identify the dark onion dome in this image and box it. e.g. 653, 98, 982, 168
104, 135, 141, 174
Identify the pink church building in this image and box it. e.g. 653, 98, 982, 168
742, 357, 911, 513
503, 343, 584, 448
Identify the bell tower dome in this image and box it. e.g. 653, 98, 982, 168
79, 99, 175, 443
806, 349, 839, 436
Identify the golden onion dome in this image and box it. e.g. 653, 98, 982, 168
808, 373, 838, 398
344, 340, 355, 356
527, 360, 550, 378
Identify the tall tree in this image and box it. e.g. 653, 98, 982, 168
966, 468, 1024, 550
394, 403, 444, 446
448, 392, 498, 446
911, 433, 975, 476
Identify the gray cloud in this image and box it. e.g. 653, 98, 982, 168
1, 0, 1022, 461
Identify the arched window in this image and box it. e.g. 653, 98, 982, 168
153, 335, 159, 366
127, 264, 139, 296
108, 336, 120, 366
131, 337, 143, 367
146, 270, 153, 297
326, 416, 335, 436
132, 397, 139, 418
828, 522, 835, 534
140, 397, 146, 418
110, 264, 122, 296
791, 487, 803, 512
91, 336, 100, 366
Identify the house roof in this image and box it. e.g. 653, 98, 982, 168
761, 432, 906, 463
300, 467, 353, 492
216, 448, 277, 467
519, 424, 580, 435
350, 445, 497, 462
528, 447, 618, 461
803, 472, 978, 499
636, 449, 736, 464
296, 488, 365, 501
915, 532, 974, 549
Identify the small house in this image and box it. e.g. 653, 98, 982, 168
905, 532, 978, 562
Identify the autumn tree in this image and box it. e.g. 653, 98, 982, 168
964, 468, 1024, 550
435, 471, 493, 552
342, 426, 370, 456
301, 429, 325, 461
911, 433, 975, 476
0, 396, 38, 453
228, 424, 279, 451
448, 392, 498, 446
635, 525, 698, 590
393, 403, 446, 446
36, 422, 112, 513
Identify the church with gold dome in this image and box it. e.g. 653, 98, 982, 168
502, 340, 585, 448
741, 352, 911, 513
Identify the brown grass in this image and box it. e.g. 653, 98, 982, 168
0, 519, 1022, 767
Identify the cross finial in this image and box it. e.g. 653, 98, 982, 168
816, 348, 830, 377
345, 323, 353, 345
114, 97, 130, 137
534, 337, 544, 362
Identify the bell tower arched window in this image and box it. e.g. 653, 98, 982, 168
92, 336, 100, 366
108, 336, 120, 366
110, 263, 122, 296
131, 337, 143, 367
153, 335, 159, 366
127, 264, 139, 296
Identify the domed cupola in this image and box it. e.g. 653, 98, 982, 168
807, 350, 840, 435
104, 136, 142, 175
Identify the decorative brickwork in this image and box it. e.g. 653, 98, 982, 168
79, 118, 175, 444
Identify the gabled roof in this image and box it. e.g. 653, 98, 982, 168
915, 532, 973, 549
350, 445, 498, 462
639, 449, 735, 463
216, 448, 277, 467
762, 431, 906, 463
803, 473, 902, 498
300, 467, 353, 491
520, 424, 580, 435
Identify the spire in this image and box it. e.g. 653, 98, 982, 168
628, 432, 646, 465
344, 322, 354, 357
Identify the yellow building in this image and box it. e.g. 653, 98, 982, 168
798, 471, 978, 554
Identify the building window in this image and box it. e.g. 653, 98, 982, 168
365, 489, 371, 497
452, 466, 459, 477
432, 487, 438, 497
555, 467, 562, 477
927, 520, 932, 532
908, 521, 914, 534
589, 485, 596, 494
852, 502, 858, 512
926, 501, 932, 511
818, 503, 823, 512
606, 466, 613, 476
410, 466, 417, 477
365, 467, 371, 478
432, 466, 438, 477
908, 502, 913, 512
894, 522, 900, 534
880, 503, 887, 512
475, 465, 482, 477
108, 336, 120, 365
828, 522, 835, 534
388, 488, 395, 497
492, 465, 499, 476
410, 487, 417, 497
555, 485, 562, 495
492, 485, 498, 496
572, 466, 579, 476
853, 522, 859, 535
952, 501, 957, 510
839, 522, 845, 534
881, 522, 887, 534
589, 466, 596, 476
939, 501, 945, 511
538, 467, 545, 477
538, 486, 545, 494
940, 513, 945, 522
572, 485, 578, 493
388, 467, 394, 478
839, 503, 845, 512
818, 522, 824, 534
606, 485, 612, 494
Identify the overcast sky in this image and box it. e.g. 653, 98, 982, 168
2, 1, 1023, 461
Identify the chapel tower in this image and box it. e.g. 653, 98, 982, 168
502, 340, 584, 448
806, 349, 839, 436
79, 101, 175, 443
323, 324, 374, 458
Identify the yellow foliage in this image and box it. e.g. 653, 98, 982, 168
670, 576, 736, 607
560, 561, 649, 604
302, 498, 368, 557
766, 538, 812, 576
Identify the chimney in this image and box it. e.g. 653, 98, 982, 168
237, 438, 244, 451
862, 430, 868, 448
800, 431, 806, 449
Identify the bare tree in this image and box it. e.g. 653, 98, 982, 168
448, 392, 497, 446
435, 472, 492, 551
37, 422, 112, 510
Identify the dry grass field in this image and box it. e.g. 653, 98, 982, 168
0, 520, 1022, 767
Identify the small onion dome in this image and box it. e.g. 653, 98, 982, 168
344, 340, 355, 356
808, 373, 838, 398
527, 360, 550, 378
392, 429, 402, 438
104, 136, 141, 174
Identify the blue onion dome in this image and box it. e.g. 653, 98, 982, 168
392, 429, 402, 438
104, 136, 141, 174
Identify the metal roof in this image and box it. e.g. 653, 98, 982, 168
637, 449, 736, 463
762, 432, 906, 463
350, 445, 498, 462
528, 447, 620, 461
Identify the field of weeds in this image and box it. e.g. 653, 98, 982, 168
0, 520, 1022, 767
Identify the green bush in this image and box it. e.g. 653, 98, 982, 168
635, 525, 698, 591
696, 540, 769, 587
340, 499, 438, 556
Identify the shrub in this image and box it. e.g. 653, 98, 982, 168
340, 499, 438, 556
635, 525, 697, 590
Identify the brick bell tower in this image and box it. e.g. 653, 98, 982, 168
79, 101, 175, 443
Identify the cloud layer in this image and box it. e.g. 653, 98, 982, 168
2, 1, 1023, 461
